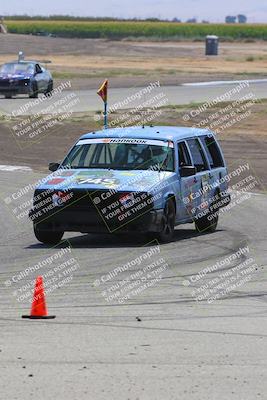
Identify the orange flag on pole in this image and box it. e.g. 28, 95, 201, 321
97, 79, 108, 103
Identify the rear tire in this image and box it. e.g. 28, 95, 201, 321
156, 199, 175, 243
34, 226, 64, 244
195, 197, 220, 233
5, 94, 12, 99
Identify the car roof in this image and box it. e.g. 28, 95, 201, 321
80, 126, 213, 142
5, 61, 38, 65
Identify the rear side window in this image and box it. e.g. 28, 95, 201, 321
178, 141, 192, 168
35, 64, 42, 73
200, 136, 224, 168
186, 138, 208, 172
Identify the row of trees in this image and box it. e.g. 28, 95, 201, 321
173, 16, 248, 24
1, 14, 248, 24
225, 15, 247, 24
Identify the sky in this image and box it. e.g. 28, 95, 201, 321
1, 0, 267, 23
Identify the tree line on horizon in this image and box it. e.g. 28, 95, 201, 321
1, 14, 249, 24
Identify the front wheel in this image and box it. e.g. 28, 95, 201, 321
5, 94, 12, 99
44, 80, 53, 97
34, 226, 64, 244
156, 199, 175, 243
29, 81, 38, 98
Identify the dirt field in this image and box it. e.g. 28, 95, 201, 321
1, 100, 266, 192
0, 33, 266, 191
0, 34, 267, 89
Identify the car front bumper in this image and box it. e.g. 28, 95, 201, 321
29, 207, 164, 234
0, 80, 31, 95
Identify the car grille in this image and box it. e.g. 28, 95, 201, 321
32, 188, 153, 230
0, 78, 30, 84
0, 80, 11, 87
18, 78, 30, 86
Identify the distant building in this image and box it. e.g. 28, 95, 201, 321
225, 14, 247, 24
225, 15, 237, 23
237, 14, 247, 23
187, 18, 197, 23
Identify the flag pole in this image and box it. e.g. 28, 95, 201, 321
104, 101, 108, 129
97, 79, 108, 130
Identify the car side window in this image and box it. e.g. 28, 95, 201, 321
186, 138, 209, 172
200, 136, 224, 168
64, 144, 89, 167
178, 141, 192, 169
35, 64, 42, 73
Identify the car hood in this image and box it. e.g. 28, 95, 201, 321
36, 168, 176, 193
0, 73, 32, 80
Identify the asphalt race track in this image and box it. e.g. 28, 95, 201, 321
0, 80, 267, 115
0, 170, 266, 399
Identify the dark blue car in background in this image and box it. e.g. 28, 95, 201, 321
0, 60, 53, 98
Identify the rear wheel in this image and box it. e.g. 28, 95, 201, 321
5, 94, 12, 99
195, 197, 220, 233
34, 226, 64, 244
156, 199, 175, 243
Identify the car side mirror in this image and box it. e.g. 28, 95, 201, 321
49, 162, 60, 172
180, 166, 197, 177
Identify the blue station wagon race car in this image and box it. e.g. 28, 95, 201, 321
0, 60, 53, 98
29, 126, 231, 244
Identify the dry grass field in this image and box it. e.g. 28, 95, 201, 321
0, 34, 267, 89
0, 33, 266, 190
0, 100, 266, 191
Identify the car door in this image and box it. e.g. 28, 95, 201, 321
199, 134, 228, 195
176, 140, 199, 222
185, 137, 211, 217
40, 66, 51, 91
34, 64, 46, 91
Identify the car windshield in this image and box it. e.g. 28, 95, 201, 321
0, 63, 35, 75
61, 138, 174, 171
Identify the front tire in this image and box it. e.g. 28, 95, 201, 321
34, 226, 64, 244
156, 199, 175, 243
29, 81, 38, 98
5, 94, 12, 99
44, 80, 53, 97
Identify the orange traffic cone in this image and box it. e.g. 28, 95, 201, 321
22, 276, 55, 319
